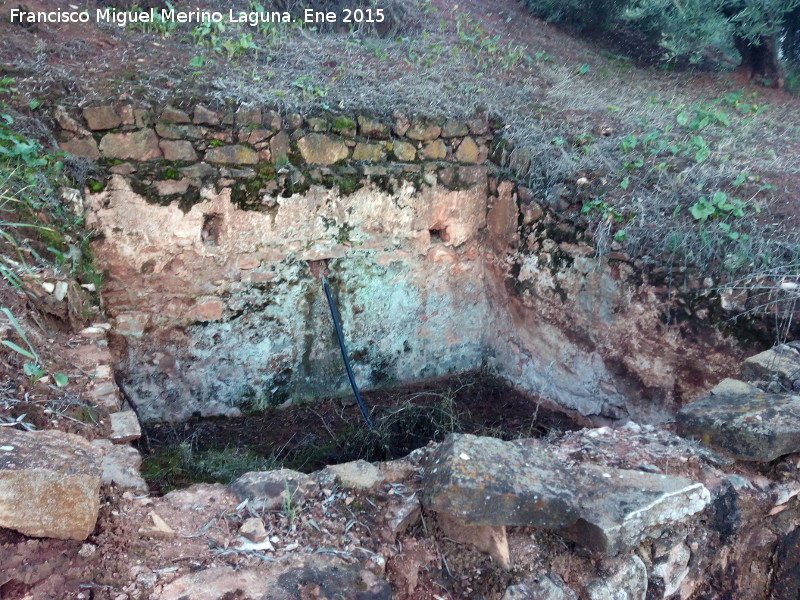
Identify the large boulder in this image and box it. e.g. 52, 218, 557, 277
741, 345, 800, 390
0, 428, 102, 540
422, 434, 578, 530
677, 393, 800, 461
422, 434, 710, 556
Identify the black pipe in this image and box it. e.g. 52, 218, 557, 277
321, 275, 374, 429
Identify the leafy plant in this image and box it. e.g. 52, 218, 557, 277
688, 190, 748, 223
1, 307, 68, 387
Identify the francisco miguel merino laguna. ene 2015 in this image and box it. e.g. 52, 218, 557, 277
8, 7, 295, 27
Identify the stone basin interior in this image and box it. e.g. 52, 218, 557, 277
139, 371, 580, 493
81, 104, 762, 492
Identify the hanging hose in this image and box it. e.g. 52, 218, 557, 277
321, 275, 374, 429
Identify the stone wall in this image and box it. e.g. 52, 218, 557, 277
57, 101, 753, 422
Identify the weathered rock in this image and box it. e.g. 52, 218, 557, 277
422, 434, 578, 529
651, 542, 691, 599
488, 181, 519, 253
420, 139, 446, 160
59, 136, 100, 159
193, 104, 220, 126
263, 109, 282, 131
436, 511, 510, 569
467, 115, 490, 135
236, 105, 262, 126
138, 511, 175, 539
358, 115, 390, 139
392, 111, 411, 136
83, 105, 121, 130
710, 377, 761, 395
239, 517, 268, 542
392, 140, 416, 161
270, 130, 291, 164
160, 555, 391, 600
455, 136, 480, 163
521, 201, 543, 225
90, 439, 148, 493
117, 104, 134, 126
154, 123, 206, 140
54, 106, 86, 134
773, 527, 800, 600
204, 144, 259, 165
423, 434, 710, 556
159, 106, 191, 124
584, 554, 647, 600
442, 120, 469, 138
159, 139, 197, 162
406, 119, 442, 141
187, 298, 224, 321
0, 428, 101, 540
133, 108, 153, 128
352, 142, 386, 162
229, 469, 318, 511
285, 112, 304, 130
180, 162, 217, 179
325, 459, 384, 490
99, 129, 162, 161
307, 117, 328, 132
297, 133, 349, 165
559, 464, 710, 555
386, 494, 421, 535
502, 575, 578, 600
741, 345, 800, 389
109, 410, 141, 443
109, 162, 136, 175
677, 393, 800, 461
154, 177, 191, 196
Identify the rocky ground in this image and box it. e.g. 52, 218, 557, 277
1, 345, 799, 599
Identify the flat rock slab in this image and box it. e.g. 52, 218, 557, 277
229, 468, 318, 511
109, 410, 141, 443
423, 434, 710, 555
561, 465, 710, 555
160, 555, 391, 600
741, 346, 800, 388
677, 393, 800, 462
422, 434, 579, 530
0, 428, 101, 540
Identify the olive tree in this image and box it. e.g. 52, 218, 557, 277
523, 0, 800, 87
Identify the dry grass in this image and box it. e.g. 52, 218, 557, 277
1, 0, 798, 332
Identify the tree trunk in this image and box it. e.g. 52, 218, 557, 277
732, 33, 784, 87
